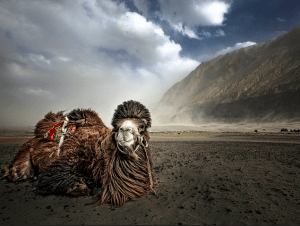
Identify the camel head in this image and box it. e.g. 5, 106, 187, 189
111, 100, 151, 157
115, 118, 146, 155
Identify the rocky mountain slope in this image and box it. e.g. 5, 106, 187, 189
153, 26, 300, 124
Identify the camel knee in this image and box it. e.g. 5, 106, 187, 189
67, 182, 91, 196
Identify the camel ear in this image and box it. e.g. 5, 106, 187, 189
139, 123, 145, 133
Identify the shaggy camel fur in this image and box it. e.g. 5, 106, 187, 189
2, 100, 156, 207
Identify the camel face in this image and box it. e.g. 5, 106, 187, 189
116, 120, 140, 154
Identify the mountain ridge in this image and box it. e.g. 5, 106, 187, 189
153, 26, 300, 124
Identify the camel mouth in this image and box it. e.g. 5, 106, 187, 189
118, 139, 134, 145
116, 136, 139, 156
116, 136, 135, 148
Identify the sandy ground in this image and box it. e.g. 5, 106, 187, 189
150, 133, 300, 144
0, 130, 300, 224
149, 121, 300, 133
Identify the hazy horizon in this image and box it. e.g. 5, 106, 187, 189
2, 121, 300, 135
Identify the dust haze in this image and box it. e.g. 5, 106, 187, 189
149, 121, 300, 133
150, 108, 300, 133
150, 106, 300, 133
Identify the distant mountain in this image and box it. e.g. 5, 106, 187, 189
153, 26, 300, 124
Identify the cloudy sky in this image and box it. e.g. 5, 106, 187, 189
1, 0, 300, 127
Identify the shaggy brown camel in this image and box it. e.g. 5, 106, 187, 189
2, 100, 156, 207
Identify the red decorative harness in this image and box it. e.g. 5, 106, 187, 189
44, 117, 77, 156
44, 119, 76, 141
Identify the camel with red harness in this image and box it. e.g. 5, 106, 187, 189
2, 100, 156, 207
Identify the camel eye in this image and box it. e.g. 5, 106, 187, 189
125, 128, 132, 133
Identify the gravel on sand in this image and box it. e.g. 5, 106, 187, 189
1, 135, 300, 225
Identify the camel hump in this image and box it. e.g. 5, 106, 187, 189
34, 109, 106, 138
34, 111, 65, 138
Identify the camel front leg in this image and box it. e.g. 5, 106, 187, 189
35, 160, 92, 196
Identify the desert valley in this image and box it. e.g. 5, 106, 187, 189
1, 24, 300, 225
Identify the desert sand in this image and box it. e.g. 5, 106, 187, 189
0, 126, 300, 225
